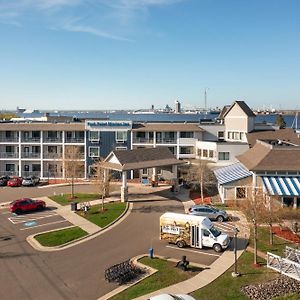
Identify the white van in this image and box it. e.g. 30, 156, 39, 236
160, 212, 230, 252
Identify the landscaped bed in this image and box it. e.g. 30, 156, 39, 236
35, 226, 88, 247
49, 193, 101, 205
77, 201, 127, 228
109, 257, 202, 300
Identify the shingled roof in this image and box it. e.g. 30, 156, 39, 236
223, 101, 256, 118
103, 147, 184, 171
246, 128, 300, 148
237, 140, 300, 172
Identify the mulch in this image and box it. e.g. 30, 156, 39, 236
189, 191, 212, 205
272, 226, 300, 243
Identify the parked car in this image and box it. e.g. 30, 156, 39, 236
148, 294, 195, 300
188, 205, 228, 222
9, 198, 46, 214
0, 175, 10, 186
7, 177, 23, 187
22, 176, 40, 186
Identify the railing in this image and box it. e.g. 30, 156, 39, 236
156, 138, 176, 144
43, 138, 62, 143
21, 152, 41, 159
65, 138, 85, 143
22, 137, 41, 142
0, 171, 18, 177
132, 138, 154, 144
0, 137, 19, 142
267, 248, 300, 281
43, 152, 62, 159
0, 152, 19, 158
22, 171, 41, 177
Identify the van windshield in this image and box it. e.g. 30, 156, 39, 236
210, 226, 221, 237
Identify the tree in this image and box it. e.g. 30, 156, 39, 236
63, 145, 85, 199
275, 114, 286, 129
240, 186, 267, 265
184, 160, 215, 202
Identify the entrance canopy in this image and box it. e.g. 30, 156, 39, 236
103, 147, 184, 171
262, 176, 300, 196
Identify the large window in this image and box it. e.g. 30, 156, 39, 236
218, 152, 229, 160
89, 147, 100, 157
180, 131, 194, 138
6, 164, 15, 172
116, 131, 127, 142
89, 131, 100, 142
180, 146, 193, 154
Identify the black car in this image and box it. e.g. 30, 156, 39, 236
0, 175, 10, 186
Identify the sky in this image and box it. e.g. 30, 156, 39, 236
1, 0, 300, 111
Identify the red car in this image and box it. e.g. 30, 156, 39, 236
7, 177, 22, 187
10, 198, 46, 214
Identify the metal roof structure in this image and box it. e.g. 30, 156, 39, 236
213, 162, 252, 185
262, 176, 300, 196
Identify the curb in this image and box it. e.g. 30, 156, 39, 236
27, 202, 132, 251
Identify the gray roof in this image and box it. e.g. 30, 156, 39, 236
104, 147, 184, 171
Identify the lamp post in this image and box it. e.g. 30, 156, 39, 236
232, 227, 240, 277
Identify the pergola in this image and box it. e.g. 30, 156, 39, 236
101, 147, 184, 201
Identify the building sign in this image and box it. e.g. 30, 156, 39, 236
85, 120, 132, 131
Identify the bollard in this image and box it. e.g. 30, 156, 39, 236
149, 247, 154, 259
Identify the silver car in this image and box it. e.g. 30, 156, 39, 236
22, 176, 40, 186
188, 205, 228, 222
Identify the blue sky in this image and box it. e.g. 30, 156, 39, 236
1, 0, 300, 111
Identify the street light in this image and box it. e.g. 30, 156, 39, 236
232, 227, 240, 277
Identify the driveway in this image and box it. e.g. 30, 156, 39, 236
0, 184, 223, 300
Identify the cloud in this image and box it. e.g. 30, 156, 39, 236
0, 0, 184, 40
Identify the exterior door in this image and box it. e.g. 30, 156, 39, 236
202, 228, 213, 248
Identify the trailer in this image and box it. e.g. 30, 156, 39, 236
160, 212, 230, 252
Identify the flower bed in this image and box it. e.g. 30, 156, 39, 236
272, 226, 300, 243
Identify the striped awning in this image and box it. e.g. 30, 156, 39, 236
214, 162, 252, 185
262, 176, 300, 196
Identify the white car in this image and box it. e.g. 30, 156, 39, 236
148, 294, 196, 300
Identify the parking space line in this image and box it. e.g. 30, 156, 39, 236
8, 212, 58, 224
166, 245, 221, 257
20, 220, 68, 230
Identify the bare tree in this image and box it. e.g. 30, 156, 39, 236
184, 160, 215, 202
63, 145, 84, 199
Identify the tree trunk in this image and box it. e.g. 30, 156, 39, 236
200, 174, 204, 202
269, 223, 273, 245
71, 176, 74, 199
253, 221, 258, 265
101, 195, 104, 212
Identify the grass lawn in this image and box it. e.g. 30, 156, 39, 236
249, 226, 294, 258
49, 193, 100, 205
77, 202, 127, 228
35, 227, 88, 247
110, 257, 202, 300
191, 251, 279, 300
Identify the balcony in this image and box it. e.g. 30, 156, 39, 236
132, 138, 154, 144
21, 152, 41, 159
0, 152, 19, 158
44, 138, 62, 143
22, 137, 41, 143
0, 170, 18, 177
43, 152, 62, 159
0, 137, 19, 142
65, 138, 85, 143
156, 138, 176, 144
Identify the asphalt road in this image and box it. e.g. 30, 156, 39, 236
0, 184, 222, 300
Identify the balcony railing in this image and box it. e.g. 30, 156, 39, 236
65, 138, 85, 143
43, 152, 62, 159
156, 138, 176, 144
22, 137, 41, 143
0, 152, 19, 158
0, 137, 19, 142
22, 171, 41, 177
0, 171, 18, 177
132, 138, 154, 144
44, 138, 62, 143
21, 152, 41, 159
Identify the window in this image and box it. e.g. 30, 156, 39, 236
142, 168, 148, 175
32, 164, 41, 171
168, 147, 175, 154
48, 146, 57, 153
32, 131, 40, 139
202, 149, 208, 157
115, 146, 127, 150
116, 131, 127, 142
236, 187, 246, 198
218, 131, 224, 139
32, 146, 40, 153
89, 147, 100, 157
180, 132, 194, 138
202, 229, 210, 237
6, 164, 15, 172
218, 152, 229, 160
209, 150, 214, 158
136, 132, 146, 138
66, 131, 73, 139
180, 146, 193, 154
6, 146, 13, 153
89, 131, 100, 142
